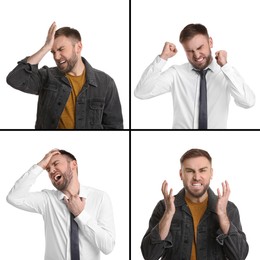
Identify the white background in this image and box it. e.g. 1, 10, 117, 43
1, 0, 129, 129
132, 0, 260, 129
132, 131, 259, 259
0, 131, 129, 259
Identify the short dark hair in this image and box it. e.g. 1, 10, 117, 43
179, 23, 209, 43
54, 27, 81, 42
180, 148, 212, 164
59, 150, 77, 161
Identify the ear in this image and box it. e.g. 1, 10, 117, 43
71, 160, 78, 171
209, 37, 213, 48
179, 169, 183, 180
76, 41, 82, 54
210, 168, 213, 180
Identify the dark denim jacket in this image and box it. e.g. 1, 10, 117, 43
6, 57, 123, 129
141, 188, 248, 260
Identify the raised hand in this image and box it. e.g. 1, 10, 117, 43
215, 50, 227, 67
161, 180, 175, 215
44, 22, 57, 51
160, 42, 178, 61
216, 180, 231, 234
159, 180, 175, 240
37, 149, 60, 170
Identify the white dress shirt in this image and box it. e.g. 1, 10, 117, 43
7, 165, 115, 260
134, 56, 255, 129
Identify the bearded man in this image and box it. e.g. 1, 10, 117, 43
7, 149, 115, 260
6, 22, 123, 129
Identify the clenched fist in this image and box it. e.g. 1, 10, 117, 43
215, 50, 227, 67
160, 42, 178, 61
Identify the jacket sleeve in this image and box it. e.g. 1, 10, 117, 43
141, 200, 173, 260
102, 76, 123, 129
216, 202, 249, 260
6, 58, 44, 95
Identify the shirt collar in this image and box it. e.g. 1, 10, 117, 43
188, 58, 219, 73
57, 185, 88, 201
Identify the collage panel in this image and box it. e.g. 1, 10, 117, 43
1, 0, 129, 129
1, 131, 129, 259
132, 0, 259, 129
132, 131, 258, 259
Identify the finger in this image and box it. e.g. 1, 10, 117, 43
225, 180, 230, 196
64, 197, 69, 206
217, 187, 221, 198
161, 180, 167, 194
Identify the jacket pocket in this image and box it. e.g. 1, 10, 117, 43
88, 99, 105, 127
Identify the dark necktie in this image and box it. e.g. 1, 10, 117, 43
70, 213, 80, 260
198, 69, 209, 129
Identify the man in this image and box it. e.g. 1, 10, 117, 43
134, 23, 255, 129
7, 149, 115, 260
141, 148, 248, 260
6, 22, 123, 129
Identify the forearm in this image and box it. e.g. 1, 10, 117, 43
218, 213, 230, 234
134, 56, 171, 99
221, 64, 255, 108
27, 45, 50, 65
6, 165, 44, 211
159, 211, 174, 240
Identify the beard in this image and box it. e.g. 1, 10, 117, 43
189, 52, 213, 70
52, 165, 73, 191
56, 50, 78, 74
184, 182, 210, 199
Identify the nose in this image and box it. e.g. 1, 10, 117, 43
54, 52, 61, 61
193, 51, 200, 59
49, 166, 56, 175
193, 172, 201, 181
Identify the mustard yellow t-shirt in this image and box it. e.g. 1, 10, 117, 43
58, 69, 86, 129
185, 196, 208, 260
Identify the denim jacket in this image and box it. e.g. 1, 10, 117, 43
141, 188, 248, 260
6, 57, 123, 129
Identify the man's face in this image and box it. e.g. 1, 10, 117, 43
46, 154, 76, 191
180, 156, 213, 200
51, 36, 81, 74
182, 34, 213, 70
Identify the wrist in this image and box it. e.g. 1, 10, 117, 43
160, 54, 169, 61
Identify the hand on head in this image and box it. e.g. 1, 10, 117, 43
44, 22, 57, 51
37, 149, 60, 170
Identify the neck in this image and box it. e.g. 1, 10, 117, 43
63, 178, 80, 198
185, 191, 208, 203
68, 57, 85, 76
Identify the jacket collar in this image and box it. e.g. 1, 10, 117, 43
53, 57, 98, 88
174, 187, 218, 213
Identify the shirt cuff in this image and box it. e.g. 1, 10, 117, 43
155, 55, 167, 69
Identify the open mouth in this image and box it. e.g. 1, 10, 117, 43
54, 174, 62, 182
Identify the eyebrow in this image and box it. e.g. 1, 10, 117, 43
46, 159, 60, 172
185, 166, 208, 172
186, 44, 204, 52
51, 46, 64, 54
